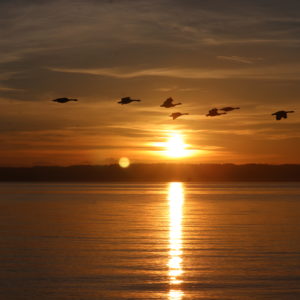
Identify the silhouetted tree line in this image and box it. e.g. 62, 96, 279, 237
0, 164, 299, 182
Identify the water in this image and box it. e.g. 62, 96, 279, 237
0, 182, 300, 299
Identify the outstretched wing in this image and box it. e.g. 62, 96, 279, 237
164, 97, 173, 106
220, 107, 230, 111
209, 108, 218, 114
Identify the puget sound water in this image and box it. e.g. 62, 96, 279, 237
0, 182, 300, 299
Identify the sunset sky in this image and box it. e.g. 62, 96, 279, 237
0, 0, 299, 166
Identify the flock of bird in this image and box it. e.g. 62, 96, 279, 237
52, 97, 295, 121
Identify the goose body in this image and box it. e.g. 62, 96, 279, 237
220, 106, 240, 112
52, 97, 78, 103
170, 112, 189, 120
118, 97, 141, 105
206, 108, 226, 117
160, 97, 182, 108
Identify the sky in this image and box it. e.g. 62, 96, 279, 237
0, 0, 300, 166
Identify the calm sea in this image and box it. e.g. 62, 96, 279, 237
0, 182, 300, 300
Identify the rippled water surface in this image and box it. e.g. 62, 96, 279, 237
0, 182, 300, 299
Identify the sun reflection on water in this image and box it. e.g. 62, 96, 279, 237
168, 182, 184, 299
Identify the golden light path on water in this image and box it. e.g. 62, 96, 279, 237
168, 182, 185, 300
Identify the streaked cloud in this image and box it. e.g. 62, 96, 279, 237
49, 64, 300, 80
217, 56, 263, 64
0, 86, 22, 91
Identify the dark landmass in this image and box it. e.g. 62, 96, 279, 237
0, 164, 299, 182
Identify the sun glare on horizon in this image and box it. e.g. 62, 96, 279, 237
166, 134, 187, 158
151, 131, 198, 160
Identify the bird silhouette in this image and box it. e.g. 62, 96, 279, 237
52, 97, 78, 103
118, 97, 141, 105
160, 97, 182, 108
272, 110, 295, 120
170, 112, 189, 120
206, 108, 226, 117
219, 106, 240, 112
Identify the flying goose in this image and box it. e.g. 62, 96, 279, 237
160, 97, 182, 108
170, 112, 189, 120
272, 110, 295, 120
118, 97, 141, 104
219, 106, 240, 112
52, 97, 78, 103
206, 108, 226, 117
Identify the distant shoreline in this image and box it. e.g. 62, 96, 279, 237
0, 164, 299, 182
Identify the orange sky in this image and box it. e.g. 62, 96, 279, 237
0, 0, 299, 166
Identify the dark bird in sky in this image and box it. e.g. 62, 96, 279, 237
170, 112, 189, 120
160, 97, 182, 108
118, 97, 141, 104
219, 106, 240, 112
272, 110, 295, 120
52, 97, 78, 103
206, 108, 226, 117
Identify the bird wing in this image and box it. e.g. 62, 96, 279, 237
164, 97, 173, 105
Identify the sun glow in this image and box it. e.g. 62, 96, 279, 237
166, 134, 187, 158
150, 131, 198, 159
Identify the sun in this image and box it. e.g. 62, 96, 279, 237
150, 131, 198, 159
165, 133, 188, 158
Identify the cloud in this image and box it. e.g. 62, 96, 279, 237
201, 38, 300, 46
154, 86, 201, 92
49, 64, 300, 80
217, 55, 263, 64
0, 86, 21, 91
0, 71, 16, 80
0, 54, 21, 64
0, 0, 299, 67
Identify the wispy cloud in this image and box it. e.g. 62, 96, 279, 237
154, 86, 202, 92
0, 72, 17, 80
49, 64, 300, 80
1, 0, 299, 66
217, 55, 263, 64
0, 86, 22, 91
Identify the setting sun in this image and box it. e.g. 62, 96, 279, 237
166, 134, 187, 158
151, 131, 198, 159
